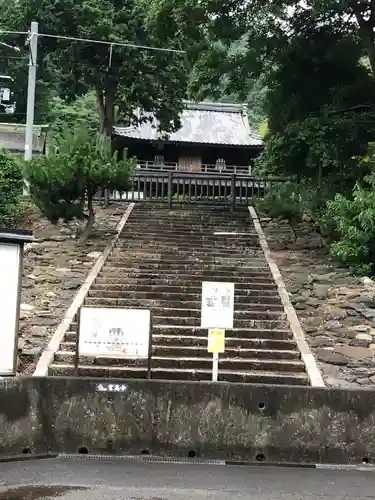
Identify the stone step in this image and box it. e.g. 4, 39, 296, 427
47, 363, 309, 385
126, 222, 251, 228
114, 250, 265, 258
94, 276, 277, 288
121, 227, 254, 235
84, 297, 284, 312
114, 246, 262, 256
122, 224, 257, 234
55, 346, 300, 365
130, 207, 245, 213
89, 284, 280, 299
64, 326, 293, 342
98, 268, 273, 281
117, 238, 260, 248
120, 234, 260, 244
108, 253, 265, 262
126, 213, 251, 220
129, 211, 249, 219
104, 261, 269, 272
128, 212, 248, 219
126, 221, 251, 228
86, 291, 284, 309
122, 230, 258, 239
123, 219, 252, 226
109, 253, 266, 262
154, 317, 287, 328
60, 336, 298, 351
117, 235, 258, 244
151, 357, 305, 372
115, 246, 263, 256
126, 213, 249, 218
82, 299, 285, 319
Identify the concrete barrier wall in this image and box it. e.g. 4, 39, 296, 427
1, 377, 375, 464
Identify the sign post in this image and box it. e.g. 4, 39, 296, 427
0, 229, 34, 376
76, 307, 151, 375
201, 282, 235, 382
208, 328, 225, 382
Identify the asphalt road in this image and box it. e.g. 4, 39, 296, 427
1, 457, 375, 500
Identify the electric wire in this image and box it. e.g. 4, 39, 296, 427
0, 30, 185, 55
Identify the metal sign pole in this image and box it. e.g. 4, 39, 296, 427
74, 307, 81, 377
208, 328, 225, 382
212, 352, 219, 382
147, 312, 153, 379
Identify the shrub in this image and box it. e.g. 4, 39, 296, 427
24, 127, 135, 242
0, 150, 23, 227
256, 181, 303, 240
326, 171, 375, 275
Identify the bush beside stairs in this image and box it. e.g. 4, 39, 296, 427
48, 203, 309, 385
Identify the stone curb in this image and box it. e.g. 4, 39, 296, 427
248, 206, 325, 387
33, 203, 135, 377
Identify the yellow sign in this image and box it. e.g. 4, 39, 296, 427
208, 329, 225, 354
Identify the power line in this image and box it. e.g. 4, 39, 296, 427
0, 30, 28, 36
1, 22, 186, 168
39, 33, 185, 54
0, 29, 185, 55
0, 40, 21, 51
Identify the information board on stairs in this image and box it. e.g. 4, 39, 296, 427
78, 307, 151, 358
201, 282, 234, 382
201, 281, 234, 329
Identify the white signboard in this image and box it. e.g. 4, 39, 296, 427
201, 281, 235, 329
79, 307, 151, 358
0, 243, 21, 374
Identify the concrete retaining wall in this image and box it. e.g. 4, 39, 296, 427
1, 377, 374, 464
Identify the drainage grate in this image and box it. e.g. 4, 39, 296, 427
316, 463, 375, 471
58, 453, 226, 466
57, 454, 375, 470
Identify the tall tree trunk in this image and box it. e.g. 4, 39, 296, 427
353, 4, 375, 75
97, 88, 116, 206
97, 89, 115, 137
79, 193, 95, 244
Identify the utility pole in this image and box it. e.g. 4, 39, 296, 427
24, 21, 38, 163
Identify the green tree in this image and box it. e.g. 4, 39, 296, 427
24, 127, 134, 242
0, 0, 209, 135
0, 0, 61, 123
255, 23, 375, 190
46, 92, 99, 134
188, 37, 268, 128
202, 1, 375, 75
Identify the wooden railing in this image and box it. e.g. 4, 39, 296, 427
98, 171, 285, 210
136, 161, 252, 175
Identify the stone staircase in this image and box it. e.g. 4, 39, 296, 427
48, 203, 309, 385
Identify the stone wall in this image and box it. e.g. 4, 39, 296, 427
1, 377, 375, 464
260, 217, 375, 388
19, 202, 125, 374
